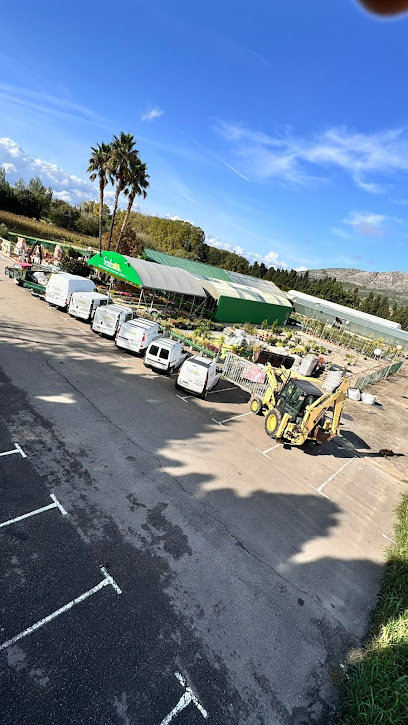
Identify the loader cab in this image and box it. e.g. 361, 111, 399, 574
278, 379, 322, 422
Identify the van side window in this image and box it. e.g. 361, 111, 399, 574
124, 313, 132, 321
159, 348, 169, 360
100, 300, 107, 306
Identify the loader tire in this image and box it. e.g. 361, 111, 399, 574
265, 406, 285, 438
250, 396, 263, 415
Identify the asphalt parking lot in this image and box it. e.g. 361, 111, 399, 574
0, 253, 405, 724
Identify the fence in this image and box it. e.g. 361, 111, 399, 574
355, 361, 403, 390
221, 352, 269, 397
295, 314, 408, 356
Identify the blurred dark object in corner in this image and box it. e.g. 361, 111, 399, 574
358, 0, 408, 15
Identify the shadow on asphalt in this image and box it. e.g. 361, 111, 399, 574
0, 309, 388, 724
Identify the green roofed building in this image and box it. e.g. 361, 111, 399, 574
144, 248, 292, 324
144, 248, 232, 282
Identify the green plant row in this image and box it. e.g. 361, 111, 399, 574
337, 494, 408, 724
0, 210, 98, 248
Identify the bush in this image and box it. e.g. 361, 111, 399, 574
0, 223, 9, 239
0, 209, 97, 248
60, 256, 90, 277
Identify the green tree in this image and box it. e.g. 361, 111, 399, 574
49, 199, 80, 230
87, 142, 113, 254
115, 157, 149, 253
107, 133, 139, 251
27, 177, 53, 216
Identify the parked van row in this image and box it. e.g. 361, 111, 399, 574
42, 271, 222, 395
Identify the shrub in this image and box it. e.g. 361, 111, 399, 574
0, 223, 9, 239
0, 209, 97, 249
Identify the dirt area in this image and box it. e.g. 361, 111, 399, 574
341, 365, 408, 481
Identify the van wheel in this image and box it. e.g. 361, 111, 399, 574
168, 366, 174, 376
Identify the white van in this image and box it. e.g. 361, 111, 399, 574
92, 304, 134, 338
116, 319, 161, 354
68, 291, 112, 322
144, 338, 188, 374
45, 272, 96, 309
175, 355, 221, 397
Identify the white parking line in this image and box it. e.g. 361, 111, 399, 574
176, 386, 236, 403
256, 443, 281, 459
208, 386, 236, 395
0, 494, 67, 529
96, 341, 110, 347
160, 671, 208, 724
382, 533, 396, 544
308, 458, 354, 498
0, 566, 121, 652
0, 442, 27, 459
211, 411, 253, 427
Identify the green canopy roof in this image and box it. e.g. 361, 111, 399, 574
88, 251, 206, 297
144, 248, 232, 282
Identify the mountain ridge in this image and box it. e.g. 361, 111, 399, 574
307, 267, 408, 298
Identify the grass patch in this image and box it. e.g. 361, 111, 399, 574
0, 210, 97, 248
337, 494, 408, 724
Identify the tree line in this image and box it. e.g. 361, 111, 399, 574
1, 134, 408, 330
0, 132, 149, 255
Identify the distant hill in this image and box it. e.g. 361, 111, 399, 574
308, 267, 408, 302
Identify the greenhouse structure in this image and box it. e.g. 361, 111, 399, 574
289, 290, 408, 349
143, 248, 292, 324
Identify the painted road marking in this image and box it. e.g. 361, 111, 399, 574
308, 458, 354, 499
0, 442, 27, 459
96, 341, 110, 347
0, 494, 67, 529
180, 386, 237, 402
382, 533, 396, 544
159, 671, 208, 724
176, 394, 189, 403
211, 411, 253, 427
0, 566, 121, 652
256, 443, 281, 459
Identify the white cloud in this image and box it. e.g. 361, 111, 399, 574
0, 137, 131, 210
216, 122, 408, 192
295, 266, 308, 272
0, 82, 110, 128
141, 106, 163, 121
331, 227, 351, 240
206, 236, 289, 268
2, 161, 16, 173
342, 210, 398, 237
165, 214, 195, 224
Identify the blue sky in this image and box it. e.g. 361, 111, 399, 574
1, 0, 408, 271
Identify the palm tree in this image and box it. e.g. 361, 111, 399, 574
107, 132, 139, 251
115, 159, 149, 253
87, 142, 112, 255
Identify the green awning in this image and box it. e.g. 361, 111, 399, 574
88, 252, 142, 285
88, 251, 206, 297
